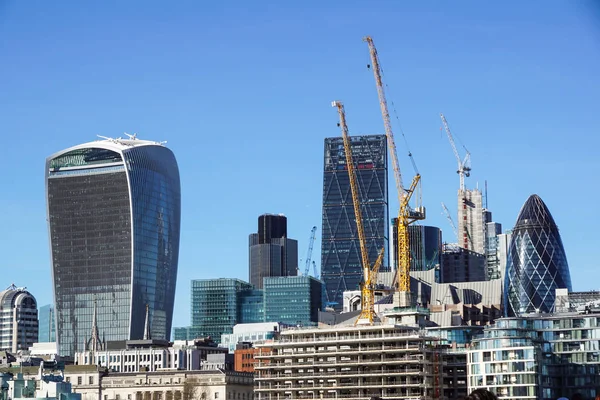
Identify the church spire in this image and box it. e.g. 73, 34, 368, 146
87, 297, 102, 353
143, 304, 151, 340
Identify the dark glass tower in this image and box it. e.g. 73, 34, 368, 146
321, 135, 388, 310
249, 214, 298, 289
504, 194, 572, 317
46, 137, 181, 356
391, 222, 441, 272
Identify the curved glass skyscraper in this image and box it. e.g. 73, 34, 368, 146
46, 137, 181, 356
504, 194, 571, 317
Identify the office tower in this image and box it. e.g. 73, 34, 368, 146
483, 210, 502, 280
504, 195, 572, 317
182, 279, 253, 343
263, 276, 323, 326
321, 135, 388, 310
0, 284, 38, 352
239, 289, 265, 324
496, 232, 511, 284
38, 304, 56, 343
440, 246, 485, 283
391, 222, 442, 272
46, 136, 181, 356
249, 214, 298, 289
457, 189, 484, 254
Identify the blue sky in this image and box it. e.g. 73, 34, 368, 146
0, 1, 598, 330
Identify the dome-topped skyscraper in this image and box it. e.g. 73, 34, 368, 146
505, 195, 572, 316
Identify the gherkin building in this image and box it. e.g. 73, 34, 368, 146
504, 194, 572, 317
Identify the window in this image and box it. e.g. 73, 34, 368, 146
215, 393, 219, 399
77, 376, 82, 385
89, 376, 94, 385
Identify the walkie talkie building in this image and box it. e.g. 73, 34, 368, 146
46, 136, 181, 356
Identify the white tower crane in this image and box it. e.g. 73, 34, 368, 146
440, 113, 471, 191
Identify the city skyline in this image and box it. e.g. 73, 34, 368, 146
0, 1, 598, 330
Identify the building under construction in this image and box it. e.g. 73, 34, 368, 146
254, 323, 468, 400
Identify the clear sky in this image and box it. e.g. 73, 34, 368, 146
0, 1, 599, 331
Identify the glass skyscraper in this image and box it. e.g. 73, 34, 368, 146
504, 194, 572, 317
38, 304, 56, 343
46, 137, 181, 356
321, 135, 388, 310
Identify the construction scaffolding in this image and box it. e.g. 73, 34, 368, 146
254, 324, 443, 400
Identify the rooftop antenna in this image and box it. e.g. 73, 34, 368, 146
124, 132, 138, 140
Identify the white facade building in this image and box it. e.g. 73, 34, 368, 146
220, 323, 281, 353
74, 339, 227, 373
0, 284, 38, 352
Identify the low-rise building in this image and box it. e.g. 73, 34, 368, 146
220, 323, 281, 353
74, 339, 227, 373
0, 365, 253, 400
0, 362, 80, 400
233, 343, 272, 374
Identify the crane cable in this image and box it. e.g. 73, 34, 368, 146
378, 63, 420, 176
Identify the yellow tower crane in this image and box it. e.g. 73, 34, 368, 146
332, 100, 385, 325
363, 36, 425, 305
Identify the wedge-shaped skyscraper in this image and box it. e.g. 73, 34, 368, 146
46, 136, 181, 356
505, 194, 571, 316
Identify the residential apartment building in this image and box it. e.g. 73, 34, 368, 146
254, 325, 438, 400
468, 302, 600, 400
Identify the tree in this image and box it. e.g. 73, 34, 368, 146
182, 378, 211, 400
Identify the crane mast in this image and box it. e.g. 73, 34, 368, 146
440, 113, 471, 191
332, 100, 384, 325
303, 226, 317, 276
363, 36, 425, 299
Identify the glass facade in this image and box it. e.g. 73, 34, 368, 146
187, 278, 253, 343
46, 139, 181, 356
392, 224, 441, 272
263, 276, 322, 326
321, 135, 388, 310
505, 195, 572, 317
240, 289, 265, 323
38, 304, 56, 343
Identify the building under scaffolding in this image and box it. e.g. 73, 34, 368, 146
254, 324, 464, 400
